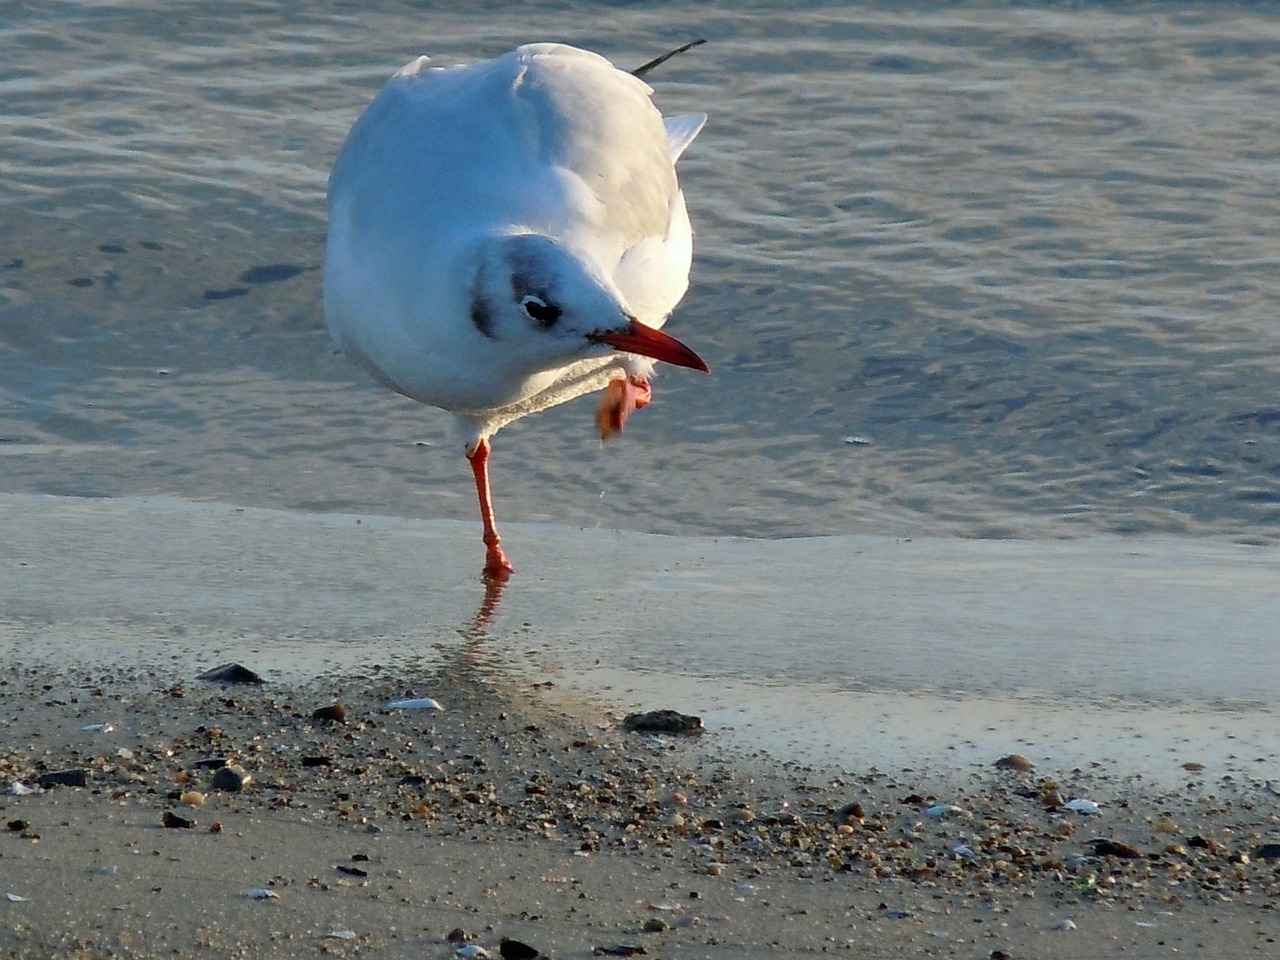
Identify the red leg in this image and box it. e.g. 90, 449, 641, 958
595, 377, 653, 439
466, 438, 513, 580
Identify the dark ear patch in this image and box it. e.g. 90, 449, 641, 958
470, 295, 497, 339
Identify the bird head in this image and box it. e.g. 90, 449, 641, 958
468, 233, 708, 375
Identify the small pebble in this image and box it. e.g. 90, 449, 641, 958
210, 765, 251, 792
994, 754, 1033, 772
498, 937, 540, 960
311, 703, 346, 723
197, 662, 264, 684
642, 917, 669, 933
38, 768, 88, 789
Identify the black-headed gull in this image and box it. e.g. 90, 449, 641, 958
324, 42, 709, 579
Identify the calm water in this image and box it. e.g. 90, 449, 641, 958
3, 1, 1279, 545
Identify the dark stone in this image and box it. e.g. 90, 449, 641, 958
239, 263, 303, 284
311, 703, 346, 723
38, 768, 88, 788
621, 710, 703, 735
197, 662, 264, 684
162, 811, 195, 829
210, 765, 250, 792
1089, 838, 1142, 859
500, 937, 541, 960
203, 287, 249, 301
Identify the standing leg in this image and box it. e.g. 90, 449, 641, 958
466, 438, 514, 580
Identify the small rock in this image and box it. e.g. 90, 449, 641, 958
621, 710, 703, 735
834, 801, 865, 822
210, 765, 251, 792
1255, 843, 1280, 861
1089, 838, 1141, 859
38, 768, 88, 789
994, 754, 1033, 772
197, 662, 264, 684
641, 917, 669, 933
593, 946, 646, 957
447, 929, 476, 944
179, 790, 206, 806
162, 811, 195, 829
499, 937, 540, 960
311, 703, 346, 723
1051, 918, 1077, 931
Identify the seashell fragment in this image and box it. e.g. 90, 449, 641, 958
387, 697, 444, 711
1062, 798, 1101, 815
247, 888, 279, 900
455, 946, 490, 959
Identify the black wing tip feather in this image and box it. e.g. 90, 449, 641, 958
631, 38, 707, 79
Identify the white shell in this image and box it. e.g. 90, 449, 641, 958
1052, 918, 1077, 931
1062, 798, 1102, 815
247, 888, 280, 900
8, 781, 37, 796
456, 946, 490, 958
6, 893, 29, 902
388, 697, 444, 711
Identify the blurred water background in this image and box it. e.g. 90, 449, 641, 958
3, 1, 1279, 546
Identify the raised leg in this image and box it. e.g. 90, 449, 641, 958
595, 376, 653, 439
466, 438, 514, 580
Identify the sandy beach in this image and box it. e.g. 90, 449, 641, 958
3, 495, 1278, 958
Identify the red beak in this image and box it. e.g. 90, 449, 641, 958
588, 318, 710, 373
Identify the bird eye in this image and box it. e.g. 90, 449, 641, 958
520, 295, 561, 328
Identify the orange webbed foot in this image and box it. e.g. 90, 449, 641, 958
595, 377, 653, 439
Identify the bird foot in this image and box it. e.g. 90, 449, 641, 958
482, 544, 514, 582
596, 377, 652, 438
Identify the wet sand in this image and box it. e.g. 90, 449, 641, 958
2, 494, 1279, 957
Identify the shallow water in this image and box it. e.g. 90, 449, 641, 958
3, 1, 1279, 544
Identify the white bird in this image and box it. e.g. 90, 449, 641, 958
324, 42, 709, 580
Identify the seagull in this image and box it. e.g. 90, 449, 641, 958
323, 42, 709, 580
